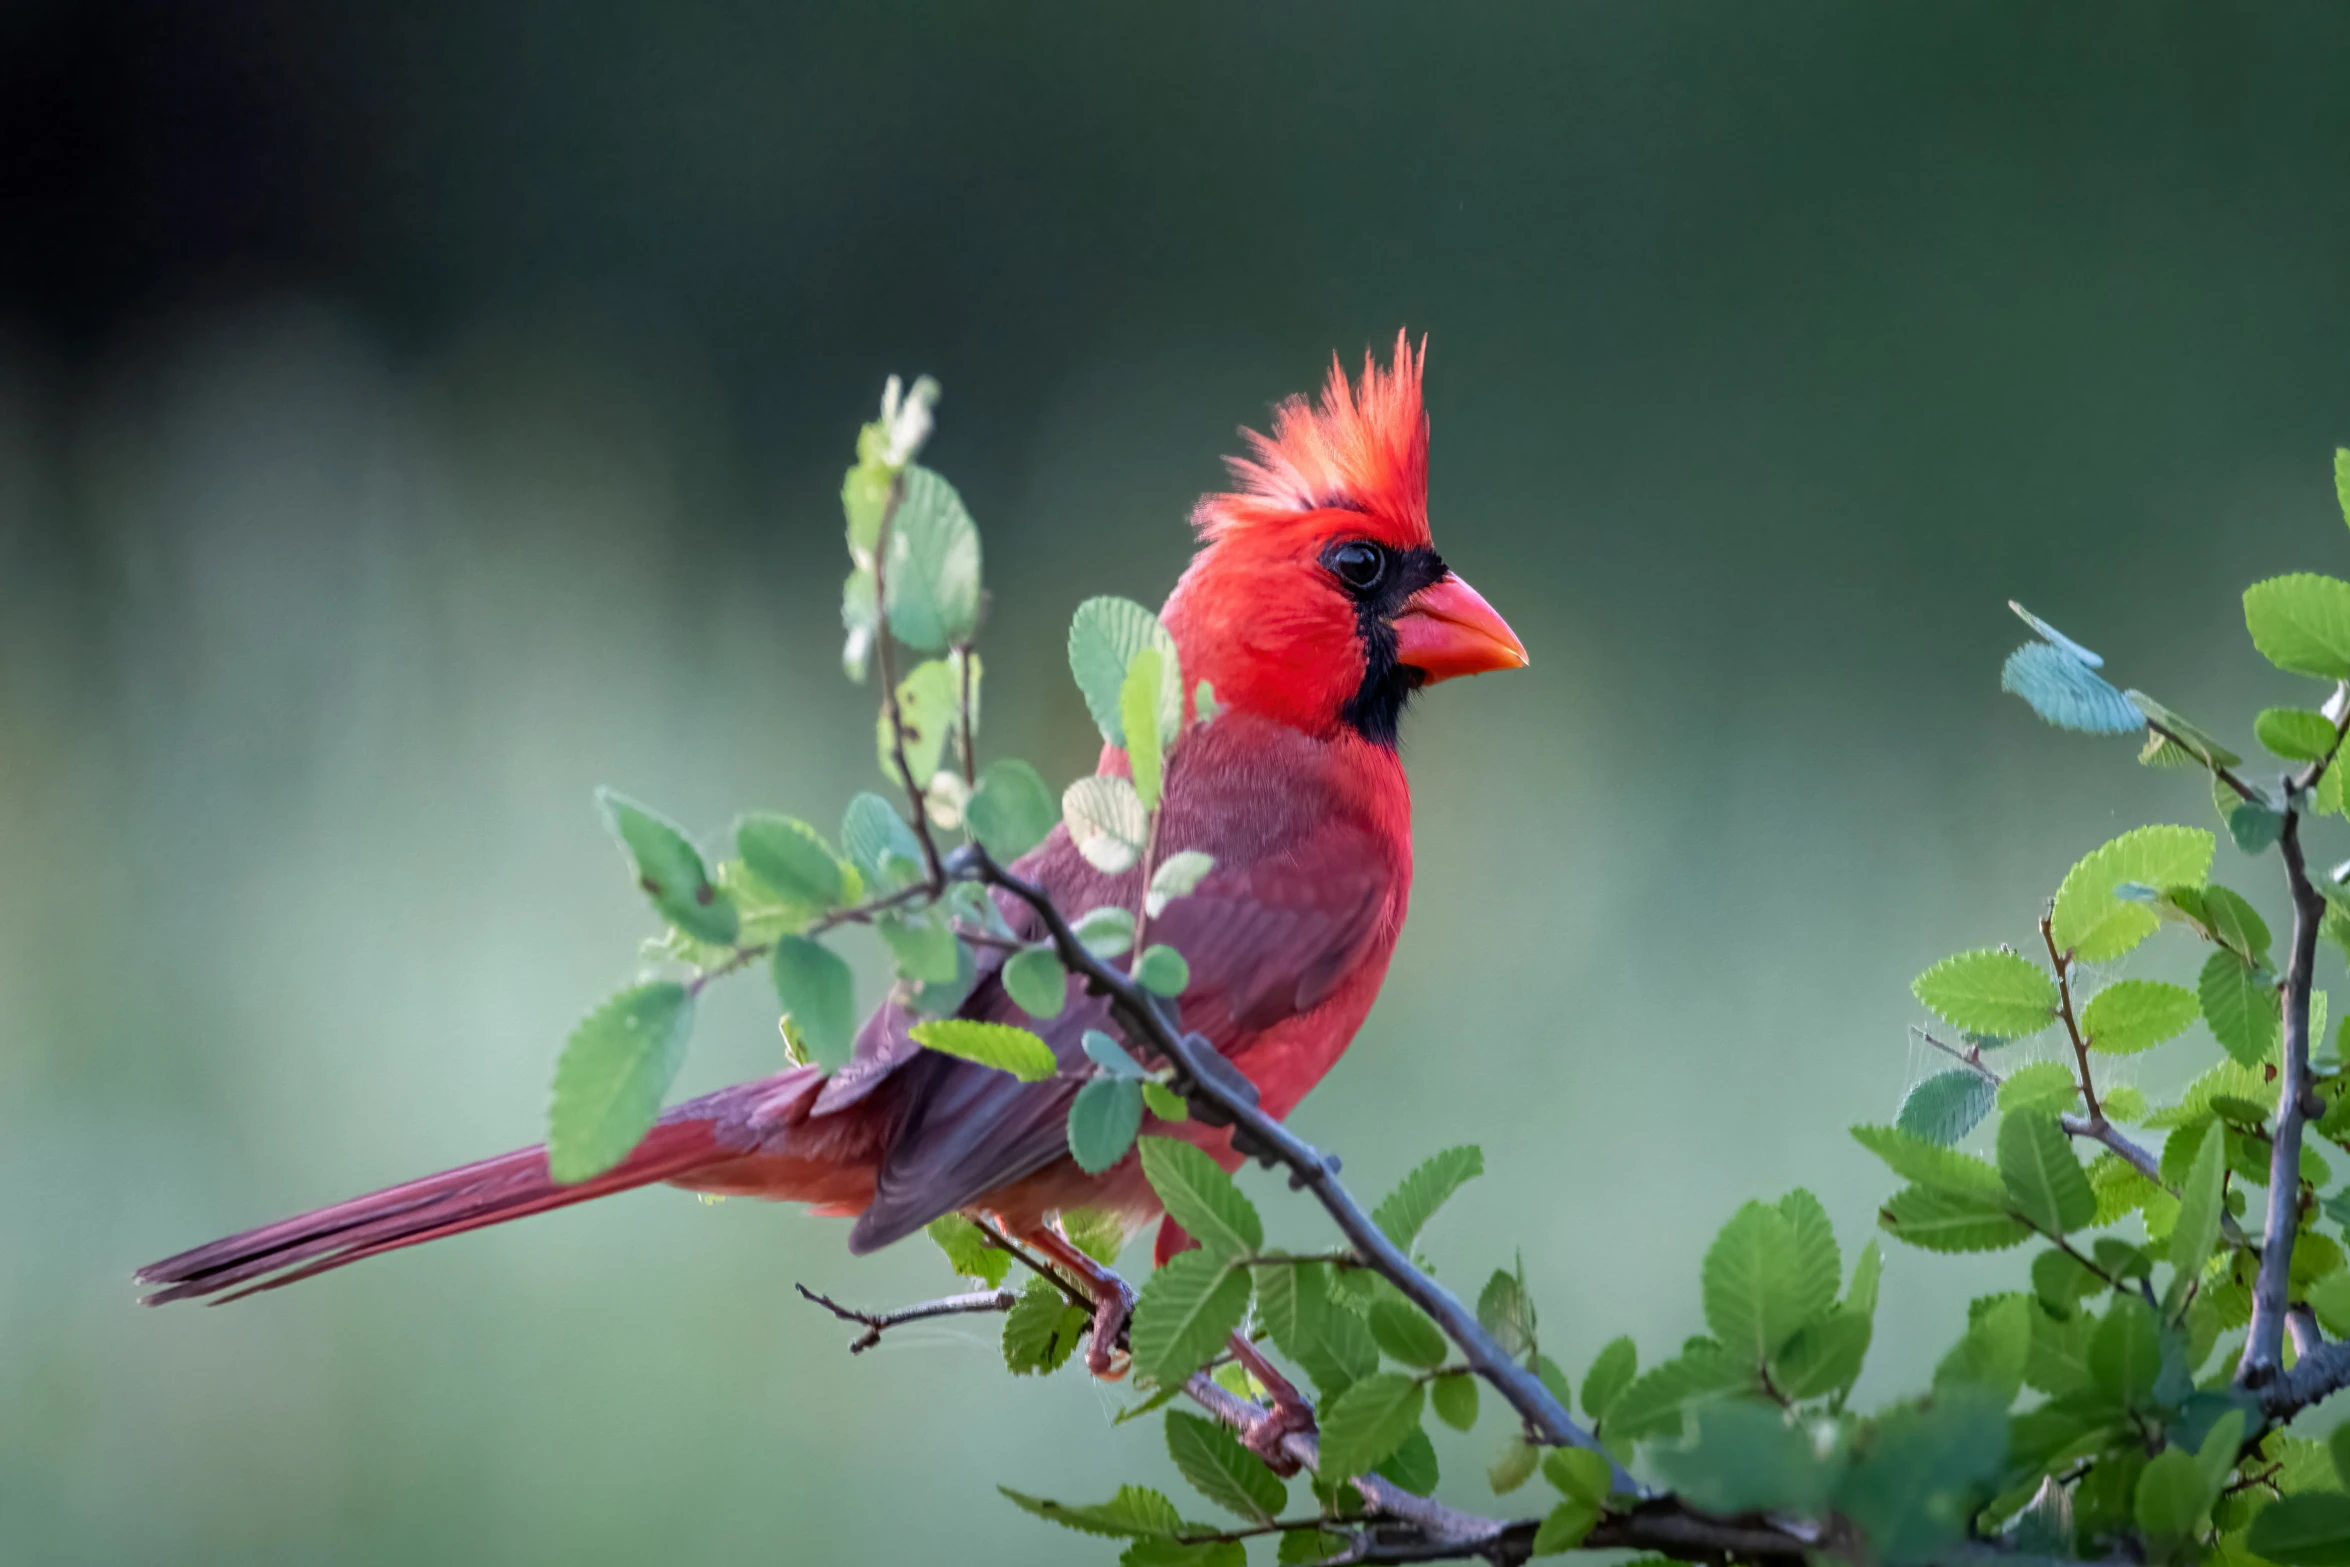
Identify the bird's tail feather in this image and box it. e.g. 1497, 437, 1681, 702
135, 1119, 726, 1306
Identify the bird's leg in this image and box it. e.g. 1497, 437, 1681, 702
1020, 1223, 1136, 1380
1225, 1332, 1315, 1476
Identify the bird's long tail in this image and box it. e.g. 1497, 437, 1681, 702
136, 1095, 772, 1306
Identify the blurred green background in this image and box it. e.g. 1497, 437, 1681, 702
6, 4, 2350, 1562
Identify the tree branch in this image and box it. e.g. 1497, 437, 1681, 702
2041, 917, 2102, 1124
868, 470, 949, 891
793, 1282, 1016, 1352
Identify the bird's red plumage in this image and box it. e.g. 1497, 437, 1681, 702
136, 333, 1504, 1304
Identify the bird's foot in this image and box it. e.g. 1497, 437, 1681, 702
1018, 1221, 1138, 1381
1227, 1331, 1315, 1476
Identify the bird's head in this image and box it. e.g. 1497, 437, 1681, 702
1162, 333, 1527, 746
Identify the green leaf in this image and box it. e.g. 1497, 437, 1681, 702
2248, 1492, 2350, 1565
2090, 1295, 2163, 1408
927, 1214, 1012, 1287
2032, 1246, 2104, 1313
2246, 574, 2350, 680
1130, 1249, 1252, 1385
1531, 1500, 1598, 1556
1082, 1029, 1144, 1078
2166, 1126, 2227, 1315
1372, 1145, 1485, 1252
1772, 1311, 1872, 1402
1278, 1530, 1348, 1565
1073, 904, 1138, 959
1375, 1426, 1440, 1496
2129, 691, 2244, 771
1543, 1446, 1616, 1507
1895, 1070, 1997, 1145
1147, 851, 1216, 918
2001, 640, 2141, 734
1064, 774, 1149, 874
1135, 944, 1191, 997
1069, 596, 1180, 748
840, 791, 923, 889
1605, 1344, 1756, 1442
1997, 1061, 2079, 1115
1138, 1137, 1264, 1257
1489, 1436, 1539, 1495
1368, 1299, 1450, 1368
2338, 448, 2350, 530
1650, 1399, 1833, 1515
2201, 949, 2279, 1067
1431, 1372, 1479, 1431
1932, 1293, 2029, 1406
1703, 1201, 1818, 1363
1576, 1337, 1635, 1424
1478, 1268, 1538, 1362
1910, 949, 2058, 1039
2261, 707, 2342, 762
734, 814, 847, 910
909, 1019, 1058, 1081
2100, 1083, 2149, 1123
547, 983, 696, 1183
998, 1484, 1182, 1539
1878, 1185, 2031, 1253
1256, 1258, 1327, 1362
966, 758, 1057, 861
1998, 1111, 2096, 1234
1002, 1275, 1090, 1375
875, 909, 960, 984
1845, 1239, 1882, 1318
1122, 648, 1169, 810
1776, 1189, 1843, 1328
1832, 1393, 2010, 1566
2079, 978, 2199, 1055
2201, 885, 2274, 962
769, 935, 858, 1071
1142, 1080, 1189, 1122
2227, 791, 2288, 855
1290, 1290, 1381, 1399
2050, 825, 2215, 963
1067, 1077, 1145, 1174
1003, 946, 1068, 1020
878, 657, 963, 786
881, 464, 981, 652
1316, 1372, 1426, 1478
1850, 1124, 2006, 1202
597, 790, 737, 946
1165, 1409, 1284, 1522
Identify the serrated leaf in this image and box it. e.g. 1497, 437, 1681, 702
1069, 596, 1180, 747
1067, 1077, 1145, 1174
2227, 792, 2288, 855
1073, 904, 1137, 959
1257, 1258, 1327, 1362
1135, 944, 1190, 997
1065, 774, 1149, 874
967, 757, 1057, 861
1139, 1137, 1263, 1257
1933, 1293, 2029, 1406
2080, 978, 2200, 1055
1122, 648, 1169, 810
1290, 1290, 1381, 1399
1830, 1388, 2010, 1566
928, 1214, 1012, 1287
768, 935, 858, 1071
999, 1484, 1182, 1539
1772, 1311, 1872, 1402
1165, 1409, 1284, 1522
1147, 851, 1216, 918
1368, 1299, 1450, 1368
2001, 641, 2142, 734
1998, 1061, 2079, 1115
1999, 1111, 2096, 1234
1431, 1372, 1479, 1431
1776, 1188, 1843, 1327
597, 790, 737, 946
876, 909, 960, 983
2050, 825, 2215, 963
2338, 448, 2350, 530
1895, 1069, 1996, 1145
881, 464, 981, 652
1003, 946, 1068, 1020
909, 1019, 1058, 1081
2246, 574, 2350, 681
1478, 1269, 1538, 1362
2129, 691, 2244, 770
1850, 1124, 2006, 1202
1375, 1425, 1440, 1496
2261, 707, 2341, 762
2248, 1492, 2350, 1566
1142, 1080, 1189, 1122
1651, 1399, 1834, 1516
2201, 949, 2279, 1067
879, 657, 963, 786
841, 791, 923, 889
734, 814, 847, 910
1372, 1146, 1485, 1251
2090, 1295, 2163, 1409
1879, 1185, 2031, 1253
1542, 1446, 1615, 1508
1845, 1239, 1882, 1318
548, 983, 696, 1183
1003, 1275, 1090, 1375
1130, 1250, 1252, 1385
1317, 1372, 1426, 1478
2166, 1128, 2227, 1316
1082, 1029, 1145, 1078
1703, 1201, 1816, 1362
1605, 1345, 1755, 1442
2202, 884, 2273, 962
1911, 949, 2059, 1039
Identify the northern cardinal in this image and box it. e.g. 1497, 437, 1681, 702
136, 333, 1526, 1326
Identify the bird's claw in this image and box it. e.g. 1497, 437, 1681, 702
1083, 1275, 1138, 1380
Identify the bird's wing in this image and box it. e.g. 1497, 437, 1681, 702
844, 816, 1395, 1252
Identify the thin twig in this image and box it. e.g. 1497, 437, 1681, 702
2042, 916, 2102, 1125
2143, 719, 2258, 803
869, 470, 948, 891
793, 1282, 1015, 1352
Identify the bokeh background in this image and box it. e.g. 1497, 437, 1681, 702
6, 4, 2350, 1562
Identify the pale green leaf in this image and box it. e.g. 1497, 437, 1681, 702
1911, 949, 2058, 1039
928, 1213, 1012, 1287
1064, 774, 1149, 874
1432, 1373, 1479, 1431
548, 983, 696, 1184
966, 758, 1057, 860
1073, 904, 1137, 958
734, 813, 847, 910
2080, 978, 2199, 1055
1479, 1268, 1538, 1362
769, 935, 858, 1071
1372, 1145, 1485, 1251
881, 464, 981, 652
1146, 851, 1216, 918
1138, 1136, 1263, 1257
1850, 1124, 2006, 1203
1002, 1274, 1090, 1375
1999, 1111, 2096, 1234
597, 789, 737, 946
2201, 949, 2279, 1067
1703, 1201, 1814, 1362
2245, 574, 2350, 681
1069, 596, 1180, 747
1122, 648, 1168, 809
2260, 707, 2341, 762
909, 1019, 1058, 1082
1317, 1372, 1426, 1478
2165, 1126, 2228, 1315
1878, 1185, 2031, 1253
1997, 1060, 2079, 1115
1142, 1080, 1189, 1122
2050, 824, 2215, 963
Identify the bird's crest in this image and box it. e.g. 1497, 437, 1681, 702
1193, 331, 1430, 551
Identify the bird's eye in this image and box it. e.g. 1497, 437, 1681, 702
1328, 541, 1386, 592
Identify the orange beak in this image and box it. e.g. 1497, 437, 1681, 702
1393, 571, 1529, 683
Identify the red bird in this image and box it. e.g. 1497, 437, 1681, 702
136, 334, 1527, 1327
